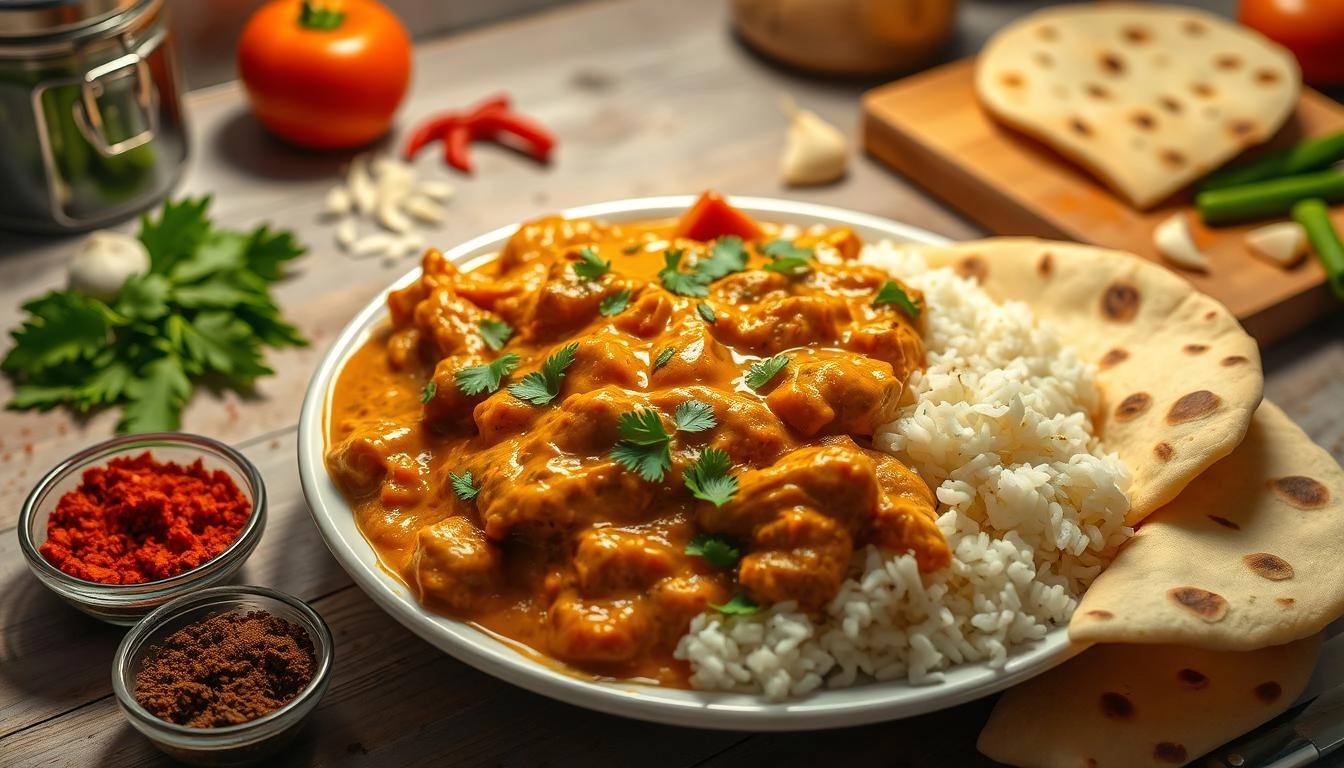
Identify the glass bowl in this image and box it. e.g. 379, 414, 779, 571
17, 432, 267, 625
112, 585, 334, 766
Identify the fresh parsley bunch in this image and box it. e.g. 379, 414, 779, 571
1, 197, 308, 433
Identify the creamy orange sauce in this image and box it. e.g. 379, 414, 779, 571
326, 194, 949, 687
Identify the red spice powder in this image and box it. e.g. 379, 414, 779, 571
39, 452, 252, 584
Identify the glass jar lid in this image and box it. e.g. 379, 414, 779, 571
0, 0, 143, 39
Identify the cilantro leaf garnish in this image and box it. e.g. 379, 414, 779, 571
507, 342, 579, 406
455, 353, 521, 396
710, 592, 761, 616
449, 470, 480, 502
611, 408, 673, 482
745, 355, 789, 390
600, 289, 631, 317
685, 530, 741, 567
696, 236, 750, 281
420, 381, 437, 403
653, 347, 676, 372
673, 400, 716, 433
479, 318, 513, 350
622, 244, 642, 255
658, 249, 710, 297
873, 280, 922, 318
1, 196, 307, 433
761, 257, 812, 276
572, 246, 611, 281
696, 302, 717, 324
683, 448, 738, 508
760, 240, 814, 261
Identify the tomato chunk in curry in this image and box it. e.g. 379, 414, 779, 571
326, 192, 951, 686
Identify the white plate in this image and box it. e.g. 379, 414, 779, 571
297, 195, 1086, 730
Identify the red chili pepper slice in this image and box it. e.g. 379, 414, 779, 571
443, 124, 474, 174
469, 110, 555, 163
402, 93, 511, 161
401, 93, 556, 173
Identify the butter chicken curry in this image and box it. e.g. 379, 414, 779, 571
326, 192, 950, 686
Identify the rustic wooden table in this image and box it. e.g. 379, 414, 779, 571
2, 1, 1342, 766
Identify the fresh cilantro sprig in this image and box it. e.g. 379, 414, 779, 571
572, 246, 611, 281
479, 318, 513, 350
658, 249, 710, 297
0, 197, 307, 433
685, 531, 741, 568
745, 355, 789, 390
449, 470, 480, 502
508, 342, 579, 406
610, 399, 717, 482
696, 302, 717, 324
759, 239, 814, 277
600, 289, 631, 317
652, 347, 676, 372
873, 280, 922, 318
710, 592, 761, 616
456, 353, 521, 396
420, 381, 437, 403
683, 448, 738, 507
696, 236, 750, 280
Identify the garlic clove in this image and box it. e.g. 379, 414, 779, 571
346, 154, 377, 215
68, 230, 151, 301
1153, 212, 1211, 272
415, 180, 456, 202
403, 194, 446, 225
1244, 221, 1307, 268
335, 219, 358, 251
351, 232, 398, 258
779, 95, 848, 187
323, 186, 352, 217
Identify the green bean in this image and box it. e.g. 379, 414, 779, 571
1198, 130, 1344, 192
1291, 199, 1344, 302
1195, 169, 1344, 226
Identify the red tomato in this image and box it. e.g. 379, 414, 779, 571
237, 0, 413, 149
674, 191, 766, 242
1239, 0, 1344, 86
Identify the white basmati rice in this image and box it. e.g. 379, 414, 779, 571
673, 241, 1133, 699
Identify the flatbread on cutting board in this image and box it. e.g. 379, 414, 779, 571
975, 3, 1300, 209
1071, 399, 1344, 650
978, 633, 1323, 768
914, 237, 1263, 525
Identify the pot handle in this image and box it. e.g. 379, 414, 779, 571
73, 48, 159, 156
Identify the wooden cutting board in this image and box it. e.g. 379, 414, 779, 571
862, 57, 1344, 345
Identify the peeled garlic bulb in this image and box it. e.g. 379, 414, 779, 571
779, 95, 847, 187
68, 230, 151, 301
1153, 213, 1210, 273
1245, 222, 1307, 268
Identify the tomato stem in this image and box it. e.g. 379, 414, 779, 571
300, 0, 345, 30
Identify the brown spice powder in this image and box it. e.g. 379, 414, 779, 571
134, 610, 316, 727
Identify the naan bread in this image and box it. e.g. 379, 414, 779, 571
975, 4, 1300, 209
1071, 400, 1344, 650
978, 633, 1322, 768
915, 238, 1263, 525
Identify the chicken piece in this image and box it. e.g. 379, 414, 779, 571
612, 288, 673, 338
764, 354, 902, 437
699, 440, 878, 537
647, 385, 791, 466
496, 215, 617, 273
865, 449, 950, 573
646, 322, 742, 390
712, 295, 846, 355
477, 457, 657, 540
413, 285, 490, 359
380, 453, 428, 508
739, 508, 853, 611
844, 322, 923, 380
423, 354, 487, 432
803, 262, 889, 297
385, 327, 421, 371
548, 591, 652, 665
647, 573, 732, 646
573, 528, 677, 596
708, 269, 790, 305
796, 226, 863, 262
540, 386, 646, 456
559, 337, 645, 395
411, 516, 503, 614
473, 389, 542, 445
325, 419, 421, 499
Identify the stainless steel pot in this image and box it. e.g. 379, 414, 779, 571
0, 0, 188, 233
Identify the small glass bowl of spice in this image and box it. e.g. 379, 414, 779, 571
112, 585, 334, 766
17, 432, 266, 625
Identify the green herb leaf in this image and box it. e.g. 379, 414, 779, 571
116, 355, 191, 433
873, 280, 922, 318
421, 381, 437, 403
745, 355, 789, 390
696, 302, 716, 324
683, 448, 738, 508
685, 531, 741, 567
572, 246, 611, 281
456, 353, 521, 396
616, 407, 670, 445
658, 249, 710, 297
507, 342, 579, 406
696, 236, 750, 281
611, 407, 673, 482
599, 289, 631, 317
652, 347, 676, 372
710, 592, 761, 616
449, 470, 480, 502
138, 197, 211, 276
760, 239, 814, 261
479, 318, 513, 351
673, 400, 716, 433
0, 292, 114, 376
761, 257, 812, 276
622, 243, 642, 255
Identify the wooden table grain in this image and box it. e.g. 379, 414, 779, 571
2, 1, 1341, 766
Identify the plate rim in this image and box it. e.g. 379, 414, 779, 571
296, 194, 1089, 731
